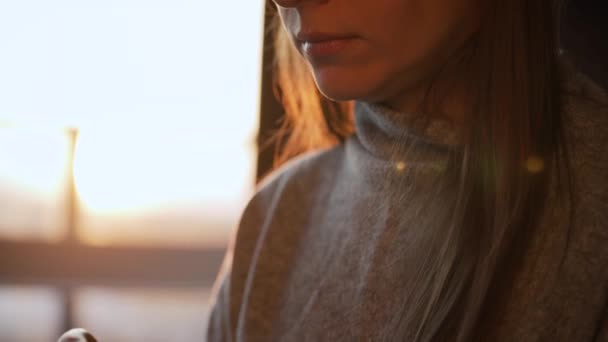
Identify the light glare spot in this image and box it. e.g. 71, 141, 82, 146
525, 156, 545, 174
395, 161, 406, 172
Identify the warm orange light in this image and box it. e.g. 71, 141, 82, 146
395, 161, 406, 172
525, 155, 545, 174
73, 123, 256, 247
0, 126, 71, 241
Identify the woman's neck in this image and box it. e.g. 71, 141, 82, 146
379, 50, 474, 126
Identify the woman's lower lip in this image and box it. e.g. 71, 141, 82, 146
301, 38, 357, 58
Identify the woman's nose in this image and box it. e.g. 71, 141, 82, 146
272, 0, 327, 8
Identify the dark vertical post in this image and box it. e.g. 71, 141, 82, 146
561, 0, 608, 89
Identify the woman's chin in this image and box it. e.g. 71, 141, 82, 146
313, 76, 373, 102
311, 65, 387, 103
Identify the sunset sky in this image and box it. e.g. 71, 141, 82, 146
0, 0, 265, 247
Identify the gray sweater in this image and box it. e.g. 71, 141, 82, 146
206, 71, 608, 341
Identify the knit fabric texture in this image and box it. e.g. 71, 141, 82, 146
206, 71, 608, 341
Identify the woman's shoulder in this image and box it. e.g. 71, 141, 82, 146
253, 143, 346, 199
232, 143, 346, 229
561, 63, 608, 132
223, 143, 347, 268
557, 66, 608, 285
561, 65, 608, 183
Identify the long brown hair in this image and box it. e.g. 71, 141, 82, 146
269, 0, 572, 340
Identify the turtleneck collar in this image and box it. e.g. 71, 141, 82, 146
342, 101, 462, 186
352, 101, 461, 163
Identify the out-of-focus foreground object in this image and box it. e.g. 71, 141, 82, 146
58, 328, 98, 342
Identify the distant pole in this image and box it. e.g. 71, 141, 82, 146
65, 127, 80, 244
60, 127, 80, 336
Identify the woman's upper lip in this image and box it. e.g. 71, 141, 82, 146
295, 31, 357, 43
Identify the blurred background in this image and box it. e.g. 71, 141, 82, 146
0, 0, 279, 341
0, 0, 605, 341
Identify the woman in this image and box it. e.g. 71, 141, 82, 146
207, 0, 608, 341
